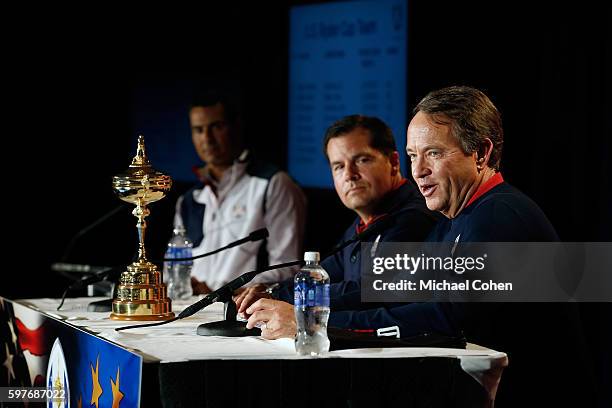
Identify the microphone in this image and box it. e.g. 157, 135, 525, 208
115, 260, 303, 331
246, 228, 269, 243
56, 265, 121, 310
53, 263, 118, 307
57, 228, 270, 310
178, 260, 302, 320
66, 267, 120, 291
51, 263, 113, 274
151, 228, 269, 263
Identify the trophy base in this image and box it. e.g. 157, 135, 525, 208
110, 260, 175, 321
110, 299, 175, 321
110, 312, 175, 321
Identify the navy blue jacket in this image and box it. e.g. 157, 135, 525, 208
427, 182, 558, 243
327, 181, 561, 337
417, 182, 591, 406
277, 181, 440, 321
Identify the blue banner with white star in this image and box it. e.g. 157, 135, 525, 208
1, 297, 142, 408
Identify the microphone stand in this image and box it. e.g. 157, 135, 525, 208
195, 261, 303, 336
195, 296, 258, 336
196, 214, 399, 336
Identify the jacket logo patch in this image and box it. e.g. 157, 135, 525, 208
451, 234, 461, 256
232, 204, 247, 219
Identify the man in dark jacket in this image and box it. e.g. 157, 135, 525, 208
403, 85, 592, 406
235, 114, 440, 337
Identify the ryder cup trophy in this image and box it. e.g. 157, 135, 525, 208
110, 135, 175, 320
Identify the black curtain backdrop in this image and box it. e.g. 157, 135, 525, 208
5, 1, 610, 406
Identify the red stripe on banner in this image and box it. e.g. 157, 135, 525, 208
15, 318, 50, 356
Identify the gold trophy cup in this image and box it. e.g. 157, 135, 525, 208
110, 135, 175, 320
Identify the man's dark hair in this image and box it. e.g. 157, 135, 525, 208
323, 115, 397, 160
190, 89, 241, 123
413, 86, 504, 171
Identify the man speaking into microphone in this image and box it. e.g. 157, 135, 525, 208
235, 114, 440, 338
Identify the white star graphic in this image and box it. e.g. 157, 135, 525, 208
3, 342, 15, 381
7, 317, 18, 346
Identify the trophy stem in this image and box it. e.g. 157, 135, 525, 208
133, 198, 150, 262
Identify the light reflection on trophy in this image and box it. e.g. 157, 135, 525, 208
110, 135, 175, 320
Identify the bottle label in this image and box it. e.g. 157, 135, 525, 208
315, 283, 330, 307
294, 281, 306, 307
165, 247, 193, 265
294, 281, 329, 307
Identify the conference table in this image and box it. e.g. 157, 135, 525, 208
0, 296, 508, 407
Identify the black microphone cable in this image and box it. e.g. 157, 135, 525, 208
57, 266, 118, 310
56, 261, 140, 311
60, 205, 128, 266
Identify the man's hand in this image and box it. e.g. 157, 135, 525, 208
191, 277, 212, 295
246, 299, 296, 340
233, 284, 272, 316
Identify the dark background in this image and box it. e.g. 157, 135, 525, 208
4, 1, 611, 405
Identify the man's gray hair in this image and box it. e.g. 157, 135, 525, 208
414, 86, 504, 171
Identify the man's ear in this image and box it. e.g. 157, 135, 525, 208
389, 151, 401, 175
476, 138, 494, 170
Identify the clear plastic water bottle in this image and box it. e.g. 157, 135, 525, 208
163, 226, 193, 300
294, 251, 330, 356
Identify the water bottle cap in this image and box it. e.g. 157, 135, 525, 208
304, 251, 320, 262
